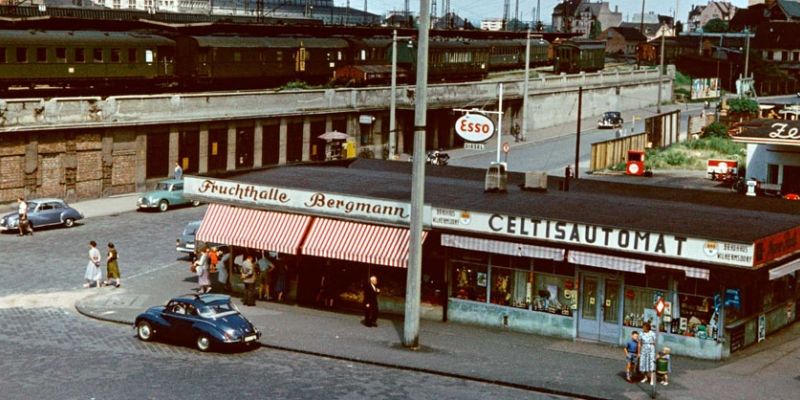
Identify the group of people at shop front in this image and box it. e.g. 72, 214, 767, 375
191, 246, 289, 305
623, 322, 672, 386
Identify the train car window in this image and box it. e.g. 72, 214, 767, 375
36, 48, 46, 63
55, 48, 66, 63
0, 48, 5, 64
233, 51, 241, 63
360, 49, 366, 61
145, 49, 154, 64
75, 48, 85, 63
128, 48, 137, 63
93, 48, 103, 63
337, 51, 342, 61
111, 49, 121, 63
16, 48, 27, 63
276, 50, 283, 63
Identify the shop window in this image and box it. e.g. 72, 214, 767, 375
767, 164, 779, 184
452, 262, 488, 303
490, 267, 530, 309
676, 294, 716, 338
765, 273, 796, 309
533, 272, 577, 316
75, 48, 85, 63
55, 48, 66, 63
623, 286, 662, 330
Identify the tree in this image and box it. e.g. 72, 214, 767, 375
703, 18, 729, 33
675, 21, 683, 34
590, 19, 602, 39
727, 98, 759, 114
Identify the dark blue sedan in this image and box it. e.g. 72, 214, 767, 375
0, 198, 84, 232
134, 294, 261, 352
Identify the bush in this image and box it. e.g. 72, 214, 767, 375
281, 80, 309, 90
702, 122, 729, 138
728, 97, 759, 114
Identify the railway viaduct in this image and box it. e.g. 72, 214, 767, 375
0, 67, 673, 202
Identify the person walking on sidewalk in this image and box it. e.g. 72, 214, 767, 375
257, 251, 274, 301
241, 254, 257, 306
273, 255, 287, 302
194, 247, 211, 294
17, 197, 32, 236
624, 331, 640, 382
363, 275, 380, 327
105, 242, 121, 288
173, 161, 183, 180
83, 241, 102, 288
639, 322, 657, 385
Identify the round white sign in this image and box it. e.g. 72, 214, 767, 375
454, 113, 495, 143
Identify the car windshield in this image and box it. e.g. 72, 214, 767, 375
197, 302, 239, 318
26, 202, 38, 210
183, 223, 200, 236
604, 112, 620, 118
155, 182, 171, 191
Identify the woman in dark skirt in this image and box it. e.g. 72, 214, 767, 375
106, 242, 121, 288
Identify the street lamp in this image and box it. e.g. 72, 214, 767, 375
389, 29, 413, 159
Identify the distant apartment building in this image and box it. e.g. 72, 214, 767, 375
552, 0, 622, 38
480, 17, 504, 31
687, 1, 737, 32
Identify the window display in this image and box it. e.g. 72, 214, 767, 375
452, 262, 488, 303
533, 273, 577, 316
490, 267, 530, 309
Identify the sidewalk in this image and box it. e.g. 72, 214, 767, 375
75, 263, 799, 400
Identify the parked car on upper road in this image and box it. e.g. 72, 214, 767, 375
176, 220, 202, 257
0, 198, 84, 232
134, 294, 261, 352
598, 111, 624, 129
137, 179, 200, 212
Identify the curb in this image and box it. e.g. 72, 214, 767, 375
75, 295, 608, 400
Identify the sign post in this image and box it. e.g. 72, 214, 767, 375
653, 297, 666, 399
454, 103, 503, 165
502, 142, 509, 163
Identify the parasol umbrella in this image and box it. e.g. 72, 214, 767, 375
318, 131, 350, 141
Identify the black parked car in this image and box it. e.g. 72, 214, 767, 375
134, 294, 260, 352
598, 111, 624, 129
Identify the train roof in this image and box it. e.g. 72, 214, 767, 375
556, 40, 606, 50
0, 29, 174, 46
479, 38, 550, 47
190, 36, 348, 49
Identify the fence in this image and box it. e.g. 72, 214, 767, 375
590, 133, 648, 171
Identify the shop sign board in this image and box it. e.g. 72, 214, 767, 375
454, 113, 495, 143
431, 208, 757, 268
183, 176, 425, 226
754, 225, 800, 266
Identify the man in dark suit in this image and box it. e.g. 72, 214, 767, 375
364, 275, 380, 327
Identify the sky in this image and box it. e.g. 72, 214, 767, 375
334, 0, 751, 25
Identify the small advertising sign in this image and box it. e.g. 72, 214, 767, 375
454, 113, 495, 143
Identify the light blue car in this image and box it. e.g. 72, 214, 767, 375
0, 198, 84, 232
137, 179, 200, 212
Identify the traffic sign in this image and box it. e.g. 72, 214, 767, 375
655, 297, 666, 316
502, 142, 510, 153
454, 113, 495, 143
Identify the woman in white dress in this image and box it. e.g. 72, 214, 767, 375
83, 241, 103, 288
639, 322, 657, 385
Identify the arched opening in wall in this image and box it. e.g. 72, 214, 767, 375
207, 128, 228, 172
262, 123, 280, 166
146, 130, 169, 179
178, 130, 199, 174
286, 120, 304, 163
236, 126, 254, 169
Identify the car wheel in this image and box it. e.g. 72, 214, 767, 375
191, 200, 201, 207
136, 321, 154, 341
196, 334, 212, 352
158, 200, 169, 212
64, 218, 75, 228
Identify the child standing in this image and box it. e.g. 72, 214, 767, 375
624, 331, 640, 382
657, 347, 672, 386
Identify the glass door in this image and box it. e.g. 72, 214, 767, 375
578, 273, 622, 343
578, 274, 600, 339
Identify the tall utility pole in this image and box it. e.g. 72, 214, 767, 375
536, 0, 541, 26
404, 0, 410, 17
503, 0, 510, 30
364, 0, 368, 24
389, 30, 411, 159
574, 86, 583, 179
404, 0, 430, 350
640, 0, 646, 37
743, 27, 750, 80
431, 0, 437, 19
514, 0, 519, 29
657, 32, 666, 114
345, 0, 350, 25
521, 29, 532, 142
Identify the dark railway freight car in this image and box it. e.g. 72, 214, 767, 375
175, 35, 348, 87
0, 30, 175, 90
553, 40, 606, 74
484, 38, 550, 71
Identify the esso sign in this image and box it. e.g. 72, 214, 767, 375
455, 113, 495, 143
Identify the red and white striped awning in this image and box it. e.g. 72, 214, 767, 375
441, 234, 564, 261
302, 218, 428, 268
196, 203, 312, 254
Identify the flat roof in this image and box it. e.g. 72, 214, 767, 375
226, 159, 800, 244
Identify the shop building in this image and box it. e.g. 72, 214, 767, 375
184, 159, 800, 360
733, 118, 800, 195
